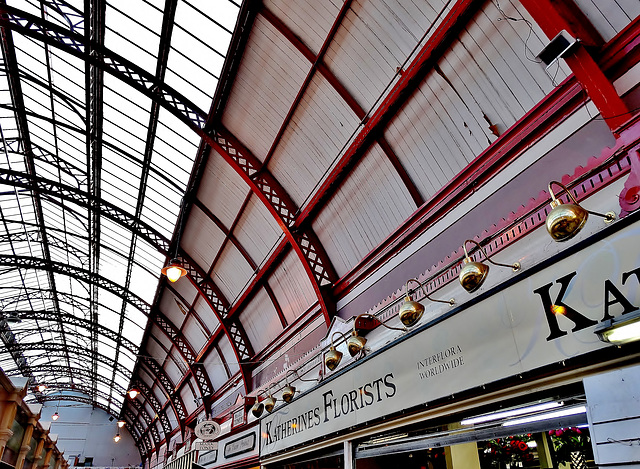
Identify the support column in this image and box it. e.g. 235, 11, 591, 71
15, 416, 36, 469
535, 432, 554, 468
344, 440, 354, 469
445, 442, 481, 469
32, 434, 47, 465
0, 392, 21, 459
54, 452, 63, 469
518, 0, 629, 133
41, 444, 54, 469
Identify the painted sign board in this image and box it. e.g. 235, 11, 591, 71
195, 441, 218, 451
260, 220, 640, 455
194, 420, 221, 441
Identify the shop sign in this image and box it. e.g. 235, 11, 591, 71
224, 432, 256, 458
261, 221, 640, 455
195, 441, 218, 451
196, 447, 218, 464
194, 420, 221, 441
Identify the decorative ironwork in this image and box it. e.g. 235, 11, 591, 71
0, 5, 207, 129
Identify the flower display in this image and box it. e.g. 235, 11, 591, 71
482, 434, 534, 466
548, 427, 590, 464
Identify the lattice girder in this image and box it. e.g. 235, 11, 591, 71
0, 4, 206, 130
131, 378, 172, 436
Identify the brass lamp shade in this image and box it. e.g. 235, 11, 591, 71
251, 401, 264, 418
325, 346, 343, 371
347, 332, 367, 357
161, 258, 187, 282
398, 295, 425, 327
546, 201, 588, 242
459, 259, 489, 293
281, 385, 296, 403
264, 395, 277, 413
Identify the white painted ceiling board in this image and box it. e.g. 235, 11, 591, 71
182, 315, 209, 354
324, 0, 447, 111
163, 353, 184, 384
268, 251, 317, 325
573, 0, 640, 42
193, 296, 220, 334
198, 148, 249, 229
182, 205, 226, 272
211, 241, 255, 303
269, 73, 361, 207
169, 270, 199, 305
218, 335, 240, 376
264, 0, 342, 55
203, 348, 228, 390
222, 15, 311, 161
238, 287, 282, 353
312, 143, 415, 277
233, 196, 283, 268
146, 337, 169, 371
180, 381, 198, 415
150, 324, 173, 351
158, 291, 188, 329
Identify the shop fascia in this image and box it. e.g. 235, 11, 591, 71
260, 214, 640, 457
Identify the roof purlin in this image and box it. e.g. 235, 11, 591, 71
0, 3, 73, 392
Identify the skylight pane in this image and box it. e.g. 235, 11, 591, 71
104, 1, 162, 75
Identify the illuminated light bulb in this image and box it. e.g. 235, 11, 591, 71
114, 433, 121, 443
550, 304, 566, 315
117, 420, 125, 428
52, 411, 59, 421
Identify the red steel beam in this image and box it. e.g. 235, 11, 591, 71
294, 0, 484, 229
261, 5, 423, 208
518, 0, 629, 132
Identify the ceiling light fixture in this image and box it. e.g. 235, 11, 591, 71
52, 411, 59, 421
545, 181, 615, 242
459, 239, 520, 293
502, 405, 586, 427
281, 371, 297, 404
128, 388, 140, 399
347, 314, 406, 357
398, 278, 454, 327
280, 369, 318, 404
251, 391, 265, 418
595, 309, 640, 345
161, 199, 188, 282
37, 384, 47, 392
114, 433, 121, 443
325, 331, 348, 371
460, 401, 563, 425
117, 420, 126, 428
263, 385, 277, 413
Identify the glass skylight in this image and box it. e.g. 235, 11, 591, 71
0, 0, 241, 421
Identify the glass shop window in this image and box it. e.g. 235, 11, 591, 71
356, 447, 447, 469
477, 427, 595, 468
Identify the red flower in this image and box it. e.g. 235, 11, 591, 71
518, 441, 528, 451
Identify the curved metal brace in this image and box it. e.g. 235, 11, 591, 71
138, 356, 187, 432
130, 378, 172, 437
0, 168, 252, 379
0, 137, 87, 186
205, 128, 338, 325
6, 364, 128, 396
0, 254, 152, 315
5, 341, 133, 380
152, 310, 214, 408
123, 407, 152, 457
0, 5, 338, 327
0, 166, 171, 254
0, 5, 206, 129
